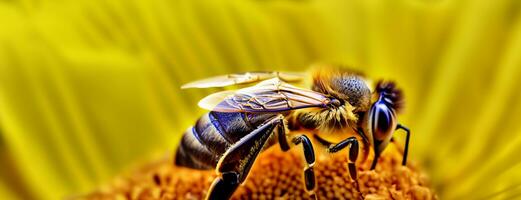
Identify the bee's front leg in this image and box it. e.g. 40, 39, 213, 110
314, 135, 362, 197
395, 124, 411, 166
327, 137, 359, 181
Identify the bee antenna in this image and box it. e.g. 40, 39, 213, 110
375, 80, 404, 112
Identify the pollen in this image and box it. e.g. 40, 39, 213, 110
81, 143, 436, 200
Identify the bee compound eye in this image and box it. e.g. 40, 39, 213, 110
371, 103, 395, 140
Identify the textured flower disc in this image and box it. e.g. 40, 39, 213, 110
81, 143, 436, 200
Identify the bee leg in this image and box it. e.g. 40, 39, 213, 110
370, 152, 380, 170
206, 172, 240, 200
312, 134, 333, 147
395, 124, 411, 166
313, 135, 361, 180
292, 135, 317, 199
327, 137, 359, 180
356, 129, 371, 163
277, 119, 290, 152
327, 137, 362, 197
207, 116, 284, 200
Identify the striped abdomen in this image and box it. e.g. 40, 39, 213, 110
175, 111, 276, 170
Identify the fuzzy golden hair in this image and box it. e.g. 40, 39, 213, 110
291, 65, 372, 133
309, 65, 371, 113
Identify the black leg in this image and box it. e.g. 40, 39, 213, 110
278, 119, 290, 152
313, 135, 360, 180
206, 172, 240, 200
292, 135, 317, 198
370, 138, 385, 170
312, 134, 332, 147
356, 129, 371, 163
207, 116, 284, 200
328, 137, 359, 179
395, 124, 411, 166
315, 135, 362, 197
370, 152, 380, 170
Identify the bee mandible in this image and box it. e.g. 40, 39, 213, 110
174, 66, 411, 199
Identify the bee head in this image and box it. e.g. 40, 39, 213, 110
367, 81, 403, 150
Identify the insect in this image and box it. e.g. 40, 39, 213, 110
174, 66, 411, 200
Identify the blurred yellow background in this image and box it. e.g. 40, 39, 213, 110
1, 0, 521, 199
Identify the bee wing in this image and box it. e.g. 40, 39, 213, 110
199, 78, 331, 113
181, 71, 305, 89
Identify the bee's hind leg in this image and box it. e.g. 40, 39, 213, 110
206, 116, 284, 200
206, 172, 240, 200
292, 135, 318, 200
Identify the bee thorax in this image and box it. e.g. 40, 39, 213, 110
293, 106, 358, 133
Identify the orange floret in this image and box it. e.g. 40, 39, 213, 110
80, 143, 436, 200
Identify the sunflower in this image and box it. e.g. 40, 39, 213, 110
80, 142, 436, 200
1, 0, 521, 199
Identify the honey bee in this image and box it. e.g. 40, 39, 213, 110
174, 66, 411, 200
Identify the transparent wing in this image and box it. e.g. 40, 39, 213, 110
198, 78, 331, 113
181, 71, 305, 89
